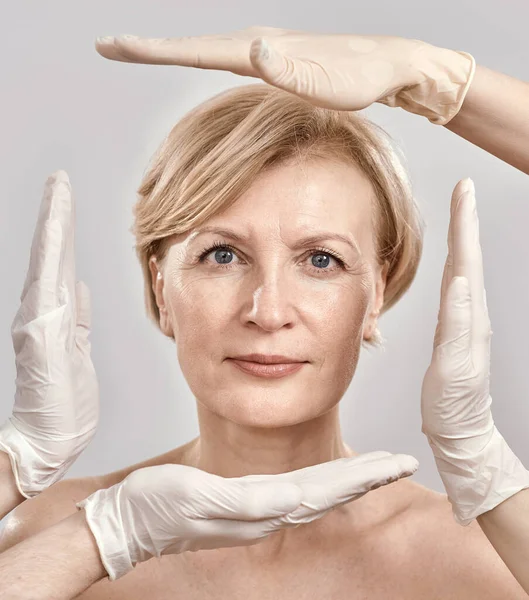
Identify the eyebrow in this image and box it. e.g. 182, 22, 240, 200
188, 226, 362, 255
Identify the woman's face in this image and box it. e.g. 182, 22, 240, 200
150, 158, 387, 427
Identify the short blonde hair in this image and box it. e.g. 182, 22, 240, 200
132, 83, 424, 350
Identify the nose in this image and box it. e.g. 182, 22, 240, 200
241, 264, 297, 332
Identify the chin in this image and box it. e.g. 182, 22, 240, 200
199, 385, 339, 429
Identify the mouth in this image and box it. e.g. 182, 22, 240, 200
226, 357, 307, 379
228, 353, 308, 365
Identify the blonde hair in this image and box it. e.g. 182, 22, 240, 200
132, 83, 424, 351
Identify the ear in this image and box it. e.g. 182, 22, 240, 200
363, 260, 389, 341
148, 256, 174, 337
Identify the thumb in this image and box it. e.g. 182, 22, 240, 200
208, 480, 303, 521
249, 37, 300, 95
434, 276, 472, 358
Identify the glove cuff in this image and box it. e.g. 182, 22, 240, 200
0, 419, 47, 499
427, 425, 529, 526
76, 484, 134, 581
0, 418, 82, 498
377, 43, 476, 126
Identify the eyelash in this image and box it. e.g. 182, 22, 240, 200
196, 240, 347, 275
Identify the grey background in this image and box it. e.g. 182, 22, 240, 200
1, 0, 528, 522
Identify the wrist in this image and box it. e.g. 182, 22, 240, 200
76, 483, 135, 581
0, 508, 108, 598
427, 425, 529, 525
68, 509, 108, 582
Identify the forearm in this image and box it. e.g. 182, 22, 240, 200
444, 62, 529, 175
0, 450, 25, 520
476, 487, 529, 595
0, 509, 107, 599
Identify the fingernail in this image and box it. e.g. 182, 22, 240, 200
119, 34, 139, 41
96, 36, 114, 43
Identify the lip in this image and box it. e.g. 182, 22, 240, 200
228, 353, 306, 364
227, 358, 306, 379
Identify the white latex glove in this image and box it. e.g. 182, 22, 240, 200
76, 450, 419, 581
94, 26, 475, 125
0, 171, 99, 499
421, 178, 529, 526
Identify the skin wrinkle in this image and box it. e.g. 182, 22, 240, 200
148, 158, 390, 561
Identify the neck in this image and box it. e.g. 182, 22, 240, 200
190, 402, 356, 477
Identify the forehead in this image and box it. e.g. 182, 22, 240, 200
210, 158, 376, 251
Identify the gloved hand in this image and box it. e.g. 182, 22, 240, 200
0, 171, 99, 499
94, 26, 475, 125
421, 177, 529, 526
76, 450, 418, 581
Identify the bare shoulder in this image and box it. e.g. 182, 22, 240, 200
407, 488, 528, 598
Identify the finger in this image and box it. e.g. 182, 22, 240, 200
21, 172, 72, 303
271, 454, 418, 528
299, 453, 419, 509
266, 453, 418, 521
61, 173, 76, 300
201, 501, 338, 547
434, 276, 472, 367
433, 258, 452, 350
189, 503, 332, 551
199, 480, 303, 521
434, 180, 468, 349
11, 220, 65, 330
440, 180, 468, 302
451, 180, 491, 366
58, 175, 77, 351
75, 281, 92, 343
93, 36, 135, 62
237, 450, 395, 484
249, 38, 314, 102
247, 504, 338, 532
301, 451, 415, 483
95, 34, 256, 77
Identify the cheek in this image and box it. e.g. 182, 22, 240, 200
318, 268, 373, 355
317, 279, 371, 348
164, 274, 233, 352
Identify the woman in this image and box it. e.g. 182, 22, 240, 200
0, 27, 528, 599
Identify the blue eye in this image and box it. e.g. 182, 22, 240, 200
208, 244, 234, 265
197, 241, 346, 274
